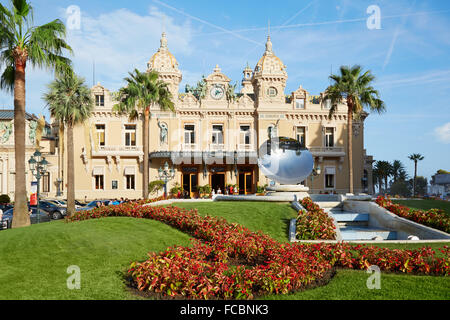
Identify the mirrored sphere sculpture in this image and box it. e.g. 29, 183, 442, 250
257, 137, 314, 185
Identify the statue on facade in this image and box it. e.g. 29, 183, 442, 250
0, 121, 13, 143
158, 120, 168, 145
226, 82, 238, 103
29, 120, 38, 144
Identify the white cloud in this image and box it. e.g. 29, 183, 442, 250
61, 6, 194, 91
435, 122, 450, 144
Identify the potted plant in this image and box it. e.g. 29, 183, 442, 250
202, 185, 212, 198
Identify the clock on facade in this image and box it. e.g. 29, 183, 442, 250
210, 85, 225, 100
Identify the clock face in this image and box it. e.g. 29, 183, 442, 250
210, 85, 225, 100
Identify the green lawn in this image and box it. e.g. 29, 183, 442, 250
0, 201, 448, 300
0, 218, 191, 300
171, 201, 296, 243
392, 199, 450, 216
262, 269, 450, 300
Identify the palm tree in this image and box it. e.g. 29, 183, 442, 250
114, 69, 174, 199
372, 168, 383, 194
391, 160, 407, 184
43, 73, 93, 217
324, 65, 385, 194
374, 161, 392, 195
0, 0, 72, 228
409, 153, 424, 197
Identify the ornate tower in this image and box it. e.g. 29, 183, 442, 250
147, 32, 182, 101
241, 63, 254, 94
252, 35, 287, 107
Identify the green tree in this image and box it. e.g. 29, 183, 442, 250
390, 180, 412, 198
114, 69, 174, 199
372, 168, 383, 194
0, 0, 72, 228
43, 73, 93, 217
374, 161, 392, 194
323, 65, 385, 194
408, 176, 427, 197
408, 153, 424, 197
390, 160, 408, 184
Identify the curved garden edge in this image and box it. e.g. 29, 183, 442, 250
66, 199, 450, 300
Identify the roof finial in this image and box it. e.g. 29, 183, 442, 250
160, 31, 168, 50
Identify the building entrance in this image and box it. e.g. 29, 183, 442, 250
239, 172, 253, 195
181, 167, 199, 198
210, 173, 225, 195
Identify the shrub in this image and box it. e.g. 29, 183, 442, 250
0, 194, 10, 204
148, 180, 165, 195
170, 183, 183, 196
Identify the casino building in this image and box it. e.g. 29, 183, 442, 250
0, 33, 375, 200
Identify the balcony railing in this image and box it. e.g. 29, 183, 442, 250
92, 145, 144, 156
209, 144, 225, 152
238, 144, 254, 151
181, 144, 198, 151
309, 146, 345, 156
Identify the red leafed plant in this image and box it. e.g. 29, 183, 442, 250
296, 197, 337, 240
375, 196, 450, 234
67, 199, 449, 300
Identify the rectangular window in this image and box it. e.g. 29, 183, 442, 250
112, 180, 118, 190
42, 173, 50, 193
95, 95, 105, 107
126, 175, 135, 190
184, 125, 195, 145
325, 128, 334, 147
325, 174, 335, 188
125, 125, 136, 147
296, 127, 306, 148
295, 98, 305, 109
324, 99, 332, 109
96, 124, 105, 146
212, 125, 224, 144
240, 125, 251, 145
95, 175, 104, 190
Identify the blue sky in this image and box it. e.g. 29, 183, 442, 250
1, 0, 449, 182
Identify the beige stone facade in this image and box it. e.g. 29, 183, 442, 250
0, 111, 58, 200
0, 33, 374, 201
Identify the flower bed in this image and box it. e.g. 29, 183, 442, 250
67, 200, 449, 300
376, 196, 450, 234
296, 197, 337, 240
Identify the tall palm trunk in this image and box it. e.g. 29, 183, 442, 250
66, 123, 75, 217
347, 98, 354, 194
385, 176, 389, 195
12, 50, 30, 228
413, 161, 417, 197
143, 108, 149, 199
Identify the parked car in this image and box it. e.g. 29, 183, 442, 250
0, 204, 13, 212
46, 199, 83, 209
76, 200, 112, 212
31, 200, 67, 220
1, 207, 51, 230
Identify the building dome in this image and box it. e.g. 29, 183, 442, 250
147, 32, 180, 74
254, 36, 287, 78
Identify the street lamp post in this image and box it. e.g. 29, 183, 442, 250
309, 165, 322, 193
158, 161, 175, 199
28, 150, 48, 224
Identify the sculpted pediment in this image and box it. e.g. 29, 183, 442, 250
237, 94, 255, 109
292, 85, 308, 98
178, 92, 199, 107
205, 65, 231, 84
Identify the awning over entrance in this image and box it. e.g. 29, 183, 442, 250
149, 151, 258, 165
